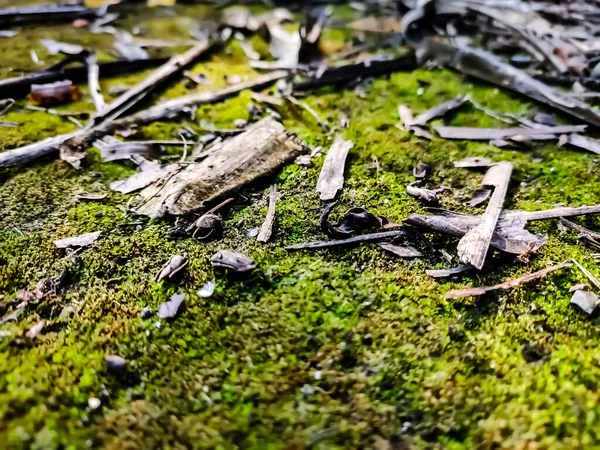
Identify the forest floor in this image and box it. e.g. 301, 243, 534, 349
2, 3, 600, 450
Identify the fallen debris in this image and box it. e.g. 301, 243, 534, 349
135, 118, 305, 218
286, 230, 408, 251
316, 136, 353, 201
25, 320, 45, 339
155, 254, 188, 282
30, 80, 82, 106
105, 355, 128, 373
411, 95, 468, 126
571, 259, 600, 291
40, 39, 84, 55
197, 280, 215, 298
458, 162, 513, 270
426, 265, 474, 278
406, 182, 448, 203
426, 41, 600, 128
435, 125, 586, 141
445, 260, 572, 299
378, 242, 422, 258
454, 157, 494, 168
211, 250, 256, 273
468, 189, 492, 207
95, 139, 180, 161
559, 217, 600, 241
86, 53, 104, 112
570, 289, 600, 316
75, 191, 107, 201
59, 136, 88, 170
54, 231, 101, 249
558, 134, 600, 155
93, 39, 215, 123
157, 293, 185, 319
321, 204, 388, 239
110, 160, 178, 195
413, 161, 430, 179
188, 214, 223, 240
257, 185, 277, 243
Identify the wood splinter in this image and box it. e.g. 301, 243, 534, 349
457, 161, 513, 270
257, 185, 277, 243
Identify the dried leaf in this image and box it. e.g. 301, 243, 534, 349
75, 191, 107, 201
155, 254, 188, 282
413, 161, 430, 179
211, 250, 256, 273
445, 261, 571, 299
406, 182, 448, 203
321, 203, 387, 239
54, 231, 101, 249
157, 293, 185, 319
59, 136, 87, 169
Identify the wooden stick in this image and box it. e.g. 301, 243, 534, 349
559, 217, 600, 240
457, 162, 513, 269
257, 185, 277, 243
91, 39, 215, 123
445, 260, 572, 299
286, 230, 408, 250
86, 53, 105, 112
0, 70, 288, 168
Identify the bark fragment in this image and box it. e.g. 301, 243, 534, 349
316, 136, 353, 201
134, 118, 305, 218
257, 185, 277, 243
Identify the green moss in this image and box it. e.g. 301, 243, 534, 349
4, 4, 600, 450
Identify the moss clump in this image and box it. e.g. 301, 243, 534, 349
3, 4, 600, 450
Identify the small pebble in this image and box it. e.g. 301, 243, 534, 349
105, 355, 128, 373
234, 119, 247, 128
141, 306, 152, 319
88, 398, 101, 410
300, 384, 315, 395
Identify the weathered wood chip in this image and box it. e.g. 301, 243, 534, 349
454, 156, 495, 168
411, 95, 468, 126
286, 230, 407, 251
445, 260, 571, 299
558, 134, 600, 155
25, 320, 44, 339
54, 231, 101, 248
468, 189, 492, 207
135, 118, 306, 218
316, 136, 353, 201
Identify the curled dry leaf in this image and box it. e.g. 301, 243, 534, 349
186, 213, 223, 240
413, 161, 430, 179
155, 254, 188, 282
468, 189, 492, 207
378, 242, 422, 258
406, 182, 448, 203
321, 203, 388, 239
157, 293, 185, 319
211, 250, 256, 273
59, 136, 88, 170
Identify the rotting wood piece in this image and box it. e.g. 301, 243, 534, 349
457, 162, 513, 270
134, 118, 306, 218
316, 136, 353, 201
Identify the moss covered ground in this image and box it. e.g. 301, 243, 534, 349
2, 4, 600, 450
